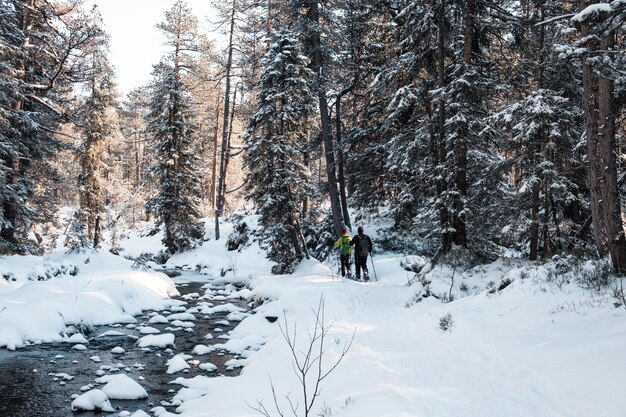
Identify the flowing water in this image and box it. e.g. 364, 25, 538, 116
0, 272, 251, 417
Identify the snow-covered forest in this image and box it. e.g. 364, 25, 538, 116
2, 0, 626, 271
1, 1, 626, 416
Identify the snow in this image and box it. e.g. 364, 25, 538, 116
0, 250, 179, 350
2, 216, 626, 416
167, 354, 191, 374
572, 3, 613, 22
137, 333, 175, 348
70, 389, 114, 412
95, 374, 148, 399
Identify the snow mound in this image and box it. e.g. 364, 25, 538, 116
95, 374, 148, 400
137, 333, 175, 348
70, 389, 114, 412
166, 354, 190, 374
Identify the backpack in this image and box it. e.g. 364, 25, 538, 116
340, 236, 351, 254
358, 235, 369, 257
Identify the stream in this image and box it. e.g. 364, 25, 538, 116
0, 271, 252, 417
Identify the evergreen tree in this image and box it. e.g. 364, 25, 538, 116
0, 0, 102, 250
145, 0, 205, 254
492, 0, 585, 259
244, 29, 316, 273
77, 25, 118, 247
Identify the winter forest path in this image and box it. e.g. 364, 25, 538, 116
238, 255, 626, 417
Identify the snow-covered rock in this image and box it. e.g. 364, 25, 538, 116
70, 389, 114, 412
95, 374, 148, 400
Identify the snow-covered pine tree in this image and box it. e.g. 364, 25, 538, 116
244, 28, 316, 273
0, 0, 103, 251
492, 1, 585, 260
77, 24, 118, 248
145, 0, 205, 254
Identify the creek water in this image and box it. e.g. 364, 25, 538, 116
0, 272, 251, 417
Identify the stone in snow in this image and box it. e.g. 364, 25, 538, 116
67, 333, 89, 344
70, 389, 114, 412
192, 344, 215, 355
167, 312, 196, 322
95, 374, 148, 400
166, 354, 190, 374
138, 326, 161, 334
170, 320, 195, 328
137, 333, 175, 348
199, 362, 217, 372
148, 314, 168, 324
111, 346, 126, 354
72, 344, 88, 351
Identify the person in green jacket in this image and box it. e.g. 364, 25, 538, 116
334, 229, 352, 278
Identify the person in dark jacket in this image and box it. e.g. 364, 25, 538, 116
350, 226, 373, 281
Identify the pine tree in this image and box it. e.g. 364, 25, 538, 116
244, 28, 316, 273
0, 0, 103, 250
145, 0, 205, 254
492, 1, 585, 259
77, 25, 118, 247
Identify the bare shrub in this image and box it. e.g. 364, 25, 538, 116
249, 297, 354, 417
439, 313, 453, 331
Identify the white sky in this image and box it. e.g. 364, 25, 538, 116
90, 0, 219, 97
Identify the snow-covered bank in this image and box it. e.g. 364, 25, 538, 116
0, 250, 179, 350
172, 256, 626, 417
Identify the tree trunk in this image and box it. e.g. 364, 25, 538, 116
579, 0, 626, 274
336, 97, 351, 230
452, 0, 473, 247
529, 180, 540, 260
220, 83, 239, 201
210, 90, 221, 209
93, 215, 101, 248
305, 0, 344, 236
215, 0, 237, 240
436, 0, 451, 253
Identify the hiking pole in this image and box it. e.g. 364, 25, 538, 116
370, 253, 378, 281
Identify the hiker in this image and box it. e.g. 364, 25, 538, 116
350, 226, 373, 281
334, 229, 353, 278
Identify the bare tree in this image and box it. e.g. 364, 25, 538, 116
215, 0, 238, 240
249, 297, 354, 417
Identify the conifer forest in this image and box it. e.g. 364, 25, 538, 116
1, 0, 626, 275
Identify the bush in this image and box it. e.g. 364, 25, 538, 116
439, 313, 453, 331
226, 220, 250, 252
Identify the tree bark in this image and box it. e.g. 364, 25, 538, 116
451, 0, 473, 248
210, 90, 221, 209
336, 97, 351, 230
529, 180, 540, 260
579, 0, 626, 274
305, 0, 344, 236
436, 0, 451, 252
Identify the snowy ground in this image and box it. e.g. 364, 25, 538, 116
1, 216, 625, 417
